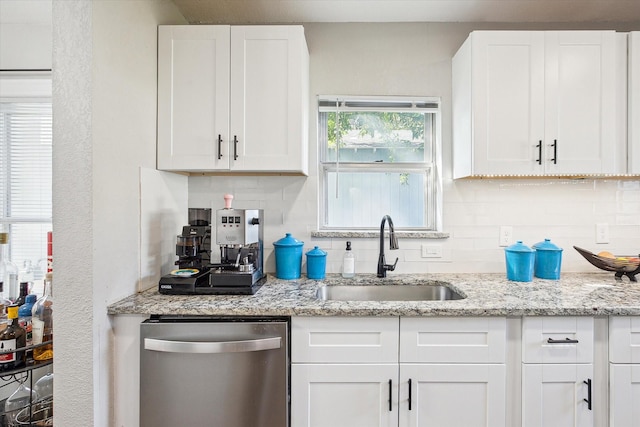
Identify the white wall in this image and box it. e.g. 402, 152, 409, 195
53, 1, 186, 426
0, 1, 52, 70
189, 22, 640, 276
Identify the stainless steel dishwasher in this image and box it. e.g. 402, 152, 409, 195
140, 316, 289, 427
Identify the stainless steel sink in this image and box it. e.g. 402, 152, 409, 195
316, 284, 465, 302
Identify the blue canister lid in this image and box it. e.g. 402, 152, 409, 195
273, 233, 304, 247
532, 238, 563, 252
306, 246, 327, 257
505, 241, 534, 253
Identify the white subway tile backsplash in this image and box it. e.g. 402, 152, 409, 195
189, 175, 640, 274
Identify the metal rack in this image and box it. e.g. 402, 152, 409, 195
0, 341, 53, 427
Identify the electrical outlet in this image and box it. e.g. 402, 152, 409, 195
596, 223, 610, 244
421, 244, 443, 258
499, 226, 513, 247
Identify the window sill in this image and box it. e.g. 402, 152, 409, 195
311, 230, 449, 239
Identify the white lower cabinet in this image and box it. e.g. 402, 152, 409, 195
609, 316, 640, 427
291, 316, 507, 427
291, 364, 399, 427
522, 317, 595, 427
399, 364, 506, 427
522, 364, 594, 427
610, 364, 640, 427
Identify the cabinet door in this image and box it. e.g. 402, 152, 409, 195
610, 364, 640, 427
522, 364, 593, 427
629, 32, 640, 174
399, 364, 506, 427
157, 25, 230, 171
470, 31, 546, 175
543, 31, 619, 175
230, 26, 308, 174
291, 364, 399, 427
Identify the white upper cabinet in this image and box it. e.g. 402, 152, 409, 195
453, 30, 627, 178
629, 32, 640, 174
157, 25, 309, 174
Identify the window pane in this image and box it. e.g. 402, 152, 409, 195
0, 99, 52, 282
325, 170, 427, 228
325, 111, 427, 163
8, 223, 51, 281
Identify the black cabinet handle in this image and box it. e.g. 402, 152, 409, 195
551, 139, 557, 164
536, 140, 542, 165
583, 379, 592, 410
233, 135, 239, 160
547, 338, 579, 344
388, 379, 392, 411
217, 134, 223, 160
408, 379, 412, 411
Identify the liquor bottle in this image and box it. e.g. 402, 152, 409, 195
32, 273, 53, 362
0, 305, 26, 371
0, 232, 19, 302
14, 282, 29, 307
18, 294, 36, 348
341, 241, 355, 278
0, 282, 10, 330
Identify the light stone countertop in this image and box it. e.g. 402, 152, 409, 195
107, 272, 640, 317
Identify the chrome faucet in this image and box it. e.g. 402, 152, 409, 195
377, 215, 399, 277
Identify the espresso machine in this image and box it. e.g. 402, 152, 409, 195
208, 195, 265, 294
159, 196, 265, 295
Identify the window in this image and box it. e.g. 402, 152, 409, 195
318, 96, 441, 230
0, 74, 52, 281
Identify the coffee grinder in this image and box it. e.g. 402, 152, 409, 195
159, 208, 212, 293
208, 194, 266, 294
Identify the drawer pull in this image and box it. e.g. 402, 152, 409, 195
583, 379, 592, 410
388, 379, 392, 411
408, 379, 412, 410
547, 337, 579, 344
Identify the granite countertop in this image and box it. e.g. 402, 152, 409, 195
107, 272, 640, 317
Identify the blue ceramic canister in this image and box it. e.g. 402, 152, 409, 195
305, 246, 327, 280
504, 241, 535, 282
532, 238, 563, 280
273, 233, 304, 280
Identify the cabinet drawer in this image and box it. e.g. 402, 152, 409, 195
291, 317, 399, 363
522, 317, 593, 364
399, 317, 506, 363
609, 316, 640, 363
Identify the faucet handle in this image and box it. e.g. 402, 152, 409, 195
388, 258, 398, 272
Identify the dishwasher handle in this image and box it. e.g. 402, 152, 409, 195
144, 336, 282, 354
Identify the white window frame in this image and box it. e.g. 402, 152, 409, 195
318, 95, 443, 231
0, 72, 52, 281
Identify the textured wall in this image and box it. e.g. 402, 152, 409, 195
52, 1, 93, 426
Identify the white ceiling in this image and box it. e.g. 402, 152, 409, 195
172, 0, 640, 24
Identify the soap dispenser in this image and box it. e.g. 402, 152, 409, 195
341, 241, 355, 278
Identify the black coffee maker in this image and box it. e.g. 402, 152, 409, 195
175, 208, 212, 269
159, 208, 212, 293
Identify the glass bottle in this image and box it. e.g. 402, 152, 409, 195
0, 282, 11, 331
33, 372, 53, 400
31, 273, 53, 362
18, 294, 36, 349
4, 380, 37, 427
0, 305, 26, 371
341, 241, 355, 278
0, 232, 19, 302
14, 282, 29, 308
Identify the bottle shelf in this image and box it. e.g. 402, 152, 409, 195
0, 353, 52, 426
0, 341, 52, 378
